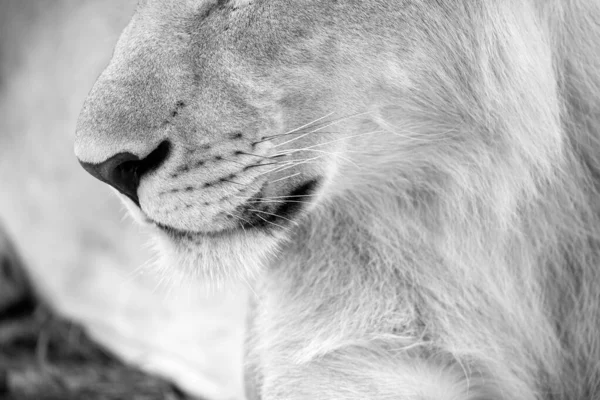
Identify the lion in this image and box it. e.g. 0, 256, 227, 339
74, 1, 600, 399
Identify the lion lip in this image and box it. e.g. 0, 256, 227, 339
237, 179, 321, 230
152, 179, 321, 238
154, 222, 199, 239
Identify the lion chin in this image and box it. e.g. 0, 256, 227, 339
152, 223, 283, 287
75, 0, 600, 399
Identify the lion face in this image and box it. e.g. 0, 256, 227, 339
75, 0, 462, 279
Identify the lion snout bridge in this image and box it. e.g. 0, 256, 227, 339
78, 141, 170, 206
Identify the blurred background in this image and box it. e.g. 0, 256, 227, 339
0, 1, 247, 399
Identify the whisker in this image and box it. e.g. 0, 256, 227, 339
220, 157, 247, 166
275, 111, 335, 137
253, 213, 286, 231
236, 153, 290, 167
275, 148, 358, 167
222, 210, 253, 229
286, 111, 336, 133
242, 161, 288, 171
269, 172, 302, 184
272, 127, 331, 148
289, 129, 385, 151
261, 194, 319, 199
255, 163, 302, 177
246, 198, 309, 205
249, 208, 294, 224
221, 179, 245, 186
254, 160, 301, 177
262, 156, 324, 176
238, 152, 273, 159
234, 193, 318, 200
259, 130, 338, 142
257, 112, 335, 142
273, 111, 373, 148
255, 110, 371, 145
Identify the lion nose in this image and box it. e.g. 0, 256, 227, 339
78, 141, 170, 206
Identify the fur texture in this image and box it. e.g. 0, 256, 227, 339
75, 1, 600, 399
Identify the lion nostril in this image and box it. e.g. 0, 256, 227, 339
78, 141, 170, 206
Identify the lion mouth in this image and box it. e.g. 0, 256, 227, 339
154, 179, 320, 239
236, 179, 320, 230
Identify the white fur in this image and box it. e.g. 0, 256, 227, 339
75, 1, 600, 398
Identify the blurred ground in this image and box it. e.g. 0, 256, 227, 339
0, 229, 194, 400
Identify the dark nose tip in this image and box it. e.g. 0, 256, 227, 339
78, 141, 170, 206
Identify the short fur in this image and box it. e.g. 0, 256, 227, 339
76, 1, 600, 398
